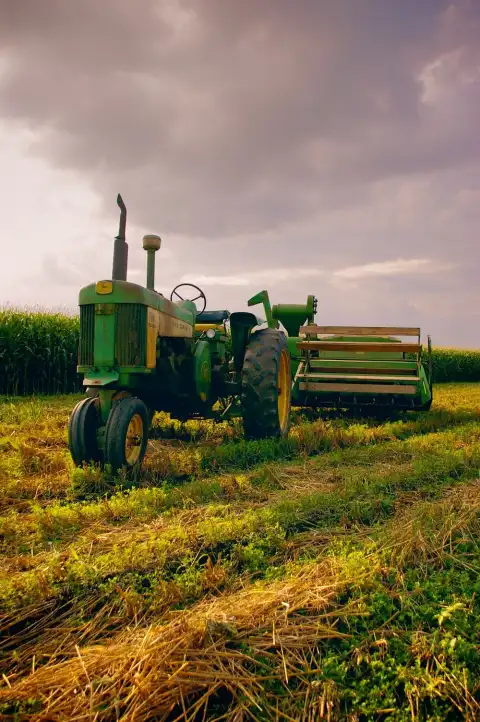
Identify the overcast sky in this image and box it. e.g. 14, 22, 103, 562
0, 0, 478, 347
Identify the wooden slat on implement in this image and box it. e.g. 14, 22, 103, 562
297, 373, 420, 382
298, 382, 418, 394
307, 366, 417, 376
300, 325, 420, 337
296, 341, 421, 354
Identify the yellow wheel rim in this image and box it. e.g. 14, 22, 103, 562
125, 413, 144, 465
277, 348, 291, 433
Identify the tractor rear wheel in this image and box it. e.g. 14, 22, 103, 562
68, 397, 102, 467
241, 328, 292, 440
104, 396, 150, 474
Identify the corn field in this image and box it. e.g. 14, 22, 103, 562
428, 346, 480, 383
0, 308, 80, 396
0, 307, 479, 396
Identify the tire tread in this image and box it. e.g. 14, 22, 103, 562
241, 328, 291, 440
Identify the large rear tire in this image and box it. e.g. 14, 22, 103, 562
241, 328, 292, 440
104, 396, 150, 474
68, 397, 102, 467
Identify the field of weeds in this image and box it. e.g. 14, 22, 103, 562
0, 383, 479, 721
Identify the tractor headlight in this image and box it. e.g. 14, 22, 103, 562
206, 328, 216, 339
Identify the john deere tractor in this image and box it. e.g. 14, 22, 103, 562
68, 195, 291, 473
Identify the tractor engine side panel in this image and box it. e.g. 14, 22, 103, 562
147, 307, 193, 368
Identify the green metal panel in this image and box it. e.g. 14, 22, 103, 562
272, 296, 316, 336
94, 311, 116, 368
417, 363, 433, 406
194, 340, 212, 402
247, 290, 278, 328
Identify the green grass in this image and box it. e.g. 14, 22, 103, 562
1, 425, 478, 613
0, 383, 479, 720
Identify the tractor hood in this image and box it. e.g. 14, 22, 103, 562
79, 280, 196, 326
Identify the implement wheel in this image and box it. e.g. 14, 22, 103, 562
104, 397, 150, 474
241, 328, 292, 440
68, 397, 102, 467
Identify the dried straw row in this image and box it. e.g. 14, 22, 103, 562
1, 557, 353, 721
3, 480, 479, 720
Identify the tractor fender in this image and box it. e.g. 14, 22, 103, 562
229, 311, 265, 373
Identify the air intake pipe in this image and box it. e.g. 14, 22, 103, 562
143, 234, 162, 290
112, 194, 128, 281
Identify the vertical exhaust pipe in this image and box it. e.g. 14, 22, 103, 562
112, 193, 128, 281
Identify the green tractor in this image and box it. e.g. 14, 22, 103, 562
248, 291, 433, 415
68, 195, 292, 474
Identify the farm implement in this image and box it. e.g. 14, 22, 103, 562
248, 291, 433, 415
69, 195, 292, 474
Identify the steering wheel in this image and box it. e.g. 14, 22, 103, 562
170, 283, 207, 315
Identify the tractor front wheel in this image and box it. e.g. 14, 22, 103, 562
241, 328, 292, 440
68, 397, 102, 467
104, 397, 150, 474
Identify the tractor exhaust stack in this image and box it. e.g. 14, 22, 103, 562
112, 194, 128, 281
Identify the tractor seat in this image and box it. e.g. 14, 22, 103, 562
195, 309, 230, 334
195, 310, 230, 324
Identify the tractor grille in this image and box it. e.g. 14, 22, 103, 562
115, 304, 147, 366
79, 304, 95, 365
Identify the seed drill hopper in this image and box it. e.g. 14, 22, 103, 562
249, 291, 433, 414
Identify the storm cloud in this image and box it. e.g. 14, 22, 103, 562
0, 0, 478, 346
